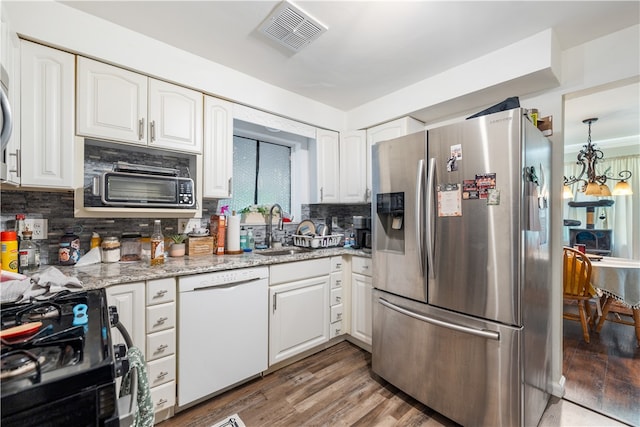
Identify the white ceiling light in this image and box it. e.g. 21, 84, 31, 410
259, 0, 328, 52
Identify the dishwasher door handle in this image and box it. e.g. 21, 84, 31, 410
379, 298, 500, 341
192, 277, 262, 292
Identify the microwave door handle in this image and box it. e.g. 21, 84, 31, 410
92, 176, 101, 197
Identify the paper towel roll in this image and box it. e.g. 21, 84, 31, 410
226, 213, 241, 253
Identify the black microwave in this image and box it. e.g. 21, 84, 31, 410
96, 163, 195, 208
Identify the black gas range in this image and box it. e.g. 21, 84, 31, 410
1, 289, 126, 426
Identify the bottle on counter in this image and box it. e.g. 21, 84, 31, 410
150, 220, 165, 266
1, 231, 19, 273
59, 227, 81, 266
247, 227, 255, 251
101, 236, 121, 263
90, 232, 101, 249
240, 226, 247, 250
15, 214, 26, 241
19, 230, 40, 273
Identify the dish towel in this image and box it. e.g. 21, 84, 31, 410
1, 267, 83, 303
120, 346, 154, 427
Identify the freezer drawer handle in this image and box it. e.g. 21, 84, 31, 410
378, 298, 500, 341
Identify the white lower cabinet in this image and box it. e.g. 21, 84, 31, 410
269, 259, 331, 365
351, 257, 373, 345
329, 256, 344, 338
107, 278, 176, 424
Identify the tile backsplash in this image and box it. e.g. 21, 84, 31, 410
1, 189, 370, 265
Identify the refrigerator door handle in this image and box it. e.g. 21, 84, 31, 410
425, 158, 436, 279
415, 159, 425, 274
378, 298, 500, 341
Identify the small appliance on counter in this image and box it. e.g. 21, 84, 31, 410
352, 216, 372, 252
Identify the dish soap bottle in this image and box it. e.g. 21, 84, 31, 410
150, 220, 165, 266
247, 228, 254, 252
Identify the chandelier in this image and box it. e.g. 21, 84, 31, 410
563, 118, 633, 198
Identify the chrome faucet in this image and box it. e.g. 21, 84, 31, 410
266, 204, 284, 248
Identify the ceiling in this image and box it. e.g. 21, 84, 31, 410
60, 1, 639, 145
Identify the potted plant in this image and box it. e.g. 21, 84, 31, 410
168, 234, 187, 257
240, 204, 280, 224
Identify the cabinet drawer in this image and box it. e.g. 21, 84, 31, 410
146, 355, 175, 388
150, 381, 175, 413
147, 278, 176, 305
330, 256, 343, 272
331, 271, 343, 289
330, 304, 343, 323
270, 258, 330, 285
146, 303, 175, 334
146, 329, 175, 361
352, 256, 372, 276
330, 287, 343, 306
330, 320, 343, 338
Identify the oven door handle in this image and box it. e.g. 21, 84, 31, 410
115, 320, 138, 426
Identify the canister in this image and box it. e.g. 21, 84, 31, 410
1, 231, 19, 273
59, 227, 81, 266
120, 232, 142, 261
101, 237, 121, 263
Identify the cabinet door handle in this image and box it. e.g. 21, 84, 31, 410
228, 177, 233, 197
273, 293, 277, 312
320, 187, 324, 202
138, 118, 144, 140
9, 149, 20, 177
150, 120, 156, 142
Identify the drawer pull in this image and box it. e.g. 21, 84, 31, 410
155, 289, 168, 297
363, 265, 369, 269
336, 280, 342, 285
336, 263, 342, 269
157, 398, 168, 407
156, 344, 169, 353
155, 316, 168, 326
335, 328, 341, 334
335, 296, 341, 303
336, 313, 342, 320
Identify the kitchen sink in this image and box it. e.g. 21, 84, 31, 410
255, 247, 313, 256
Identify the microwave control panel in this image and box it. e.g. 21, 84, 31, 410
179, 180, 194, 206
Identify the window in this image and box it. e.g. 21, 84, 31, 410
219, 135, 291, 214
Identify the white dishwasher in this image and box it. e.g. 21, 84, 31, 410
177, 266, 268, 408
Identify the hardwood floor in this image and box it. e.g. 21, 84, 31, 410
159, 341, 460, 427
158, 339, 630, 427
563, 317, 640, 426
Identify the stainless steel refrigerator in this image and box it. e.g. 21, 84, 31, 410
371, 108, 552, 427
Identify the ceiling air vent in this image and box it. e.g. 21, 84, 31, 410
259, 1, 328, 52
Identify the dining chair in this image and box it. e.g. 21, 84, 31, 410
596, 298, 640, 347
563, 246, 597, 343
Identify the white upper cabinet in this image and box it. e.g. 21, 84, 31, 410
339, 130, 367, 203
366, 117, 424, 201
77, 57, 202, 154
20, 40, 75, 189
203, 95, 233, 198
148, 78, 202, 153
315, 128, 340, 203
77, 57, 147, 145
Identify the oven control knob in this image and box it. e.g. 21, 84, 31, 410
108, 306, 119, 327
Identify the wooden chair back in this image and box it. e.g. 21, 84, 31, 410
563, 247, 593, 298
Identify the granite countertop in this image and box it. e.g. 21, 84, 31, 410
47, 247, 371, 290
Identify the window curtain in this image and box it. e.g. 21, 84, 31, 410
563, 155, 640, 259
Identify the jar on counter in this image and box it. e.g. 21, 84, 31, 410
120, 232, 142, 262
1, 231, 19, 273
101, 237, 121, 263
